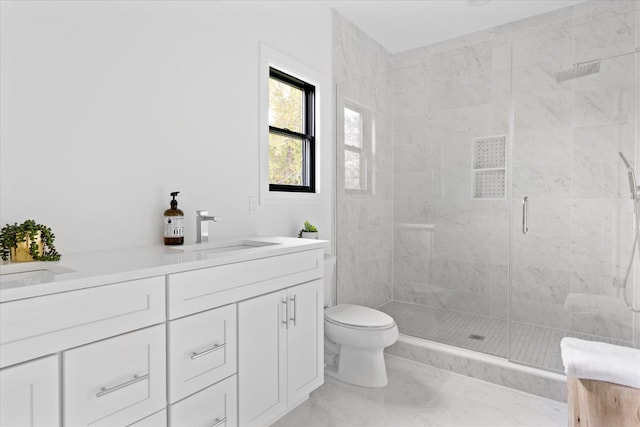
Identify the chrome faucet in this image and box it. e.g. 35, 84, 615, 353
196, 210, 222, 243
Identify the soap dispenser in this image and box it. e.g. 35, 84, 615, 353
164, 192, 184, 245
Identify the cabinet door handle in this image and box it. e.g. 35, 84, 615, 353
290, 295, 297, 327
522, 196, 529, 235
191, 343, 226, 360
209, 417, 227, 427
282, 298, 289, 329
96, 373, 149, 398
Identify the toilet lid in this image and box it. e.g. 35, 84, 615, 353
325, 304, 395, 328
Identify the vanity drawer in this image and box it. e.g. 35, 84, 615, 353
0, 276, 165, 368
167, 249, 323, 319
169, 375, 237, 427
168, 303, 237, 403
63, 324, 166, 426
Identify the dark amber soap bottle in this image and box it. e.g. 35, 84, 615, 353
164, 191, 184, 245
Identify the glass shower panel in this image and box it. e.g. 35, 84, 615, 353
380, 38, 512, 358
510, 23, 638, 372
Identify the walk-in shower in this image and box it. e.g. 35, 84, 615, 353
334, 1, 639, 375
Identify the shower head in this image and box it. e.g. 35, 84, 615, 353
555, 62, 601, 83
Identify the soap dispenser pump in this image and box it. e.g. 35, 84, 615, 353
164, 191, 184, 245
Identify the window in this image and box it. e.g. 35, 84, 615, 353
343, 102, 373, 193
268, 67, 315, 193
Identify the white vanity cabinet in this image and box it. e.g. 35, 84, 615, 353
0, 355, 60, 426
238, 279, 324, 427
0, 240, 325, 427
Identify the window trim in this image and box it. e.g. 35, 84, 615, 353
259, 43, 329, 203
268, 67, 316, 193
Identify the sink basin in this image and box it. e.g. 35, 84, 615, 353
173, 239, 280, 255
0, 262, 76, 289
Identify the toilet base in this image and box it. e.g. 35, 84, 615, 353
326, 346, 389, 388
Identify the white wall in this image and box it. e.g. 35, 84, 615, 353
0, 0, 334, 254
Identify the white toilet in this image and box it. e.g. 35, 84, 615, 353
323, 256, 399, 388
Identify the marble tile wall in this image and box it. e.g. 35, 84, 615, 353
334, 11, 394, 308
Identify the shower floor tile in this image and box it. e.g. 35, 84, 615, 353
378, 300, 632, 373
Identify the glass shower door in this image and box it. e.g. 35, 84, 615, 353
510, 23, 638, 372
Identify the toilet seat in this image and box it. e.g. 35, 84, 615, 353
325, 304, 395, 330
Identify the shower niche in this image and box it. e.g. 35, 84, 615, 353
472, 135, 507, 199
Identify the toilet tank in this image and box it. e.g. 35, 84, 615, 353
324, 254, 336, 308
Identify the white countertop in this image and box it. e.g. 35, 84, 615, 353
0, 236, 328, 303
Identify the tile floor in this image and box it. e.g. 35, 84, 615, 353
379, 301, 631, 372
272, 355, 567, 427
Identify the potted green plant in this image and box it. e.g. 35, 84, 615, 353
0, 220, 61, 262
298, 221, 318, 239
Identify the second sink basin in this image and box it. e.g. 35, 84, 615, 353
0, 262, 76, 289
173, 239, 280, 255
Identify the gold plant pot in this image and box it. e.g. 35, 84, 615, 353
10, 232, 43, 262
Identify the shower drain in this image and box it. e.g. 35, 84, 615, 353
468, 334, 486, 341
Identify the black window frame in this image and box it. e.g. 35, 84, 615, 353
268, 67, 316, 193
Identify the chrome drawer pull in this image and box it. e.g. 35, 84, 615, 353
96, 373, 149, 398
191, 343, 227, 360
210, 417, 227, 427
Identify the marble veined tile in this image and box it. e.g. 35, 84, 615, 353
513, 165, 571, 199
272, 356, 567, 427
513, 59, 571, 95
511, 264, 571, 305
514, 127, 572, 169
392, 115, 429, 146
573, 10, 636, 64
427, 41, 493, 83
572, 0, 637, 27
511, 21, 572, 66
427, 72, 493, 112
573, 83, 635, 127
512, 231, 571, 271
393, 143, 429, 172
514, 90, 573, 130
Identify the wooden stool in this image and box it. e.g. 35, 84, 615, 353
567, 376, 640, 426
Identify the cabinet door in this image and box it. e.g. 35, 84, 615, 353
0, 355, 59, 426
63, 325, 166, 426
286, 279, 324, 405
238, 290, 287, 427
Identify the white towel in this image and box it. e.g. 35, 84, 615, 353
560, 337, 640, 389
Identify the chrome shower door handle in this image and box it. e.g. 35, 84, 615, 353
522, 196, 529, 235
